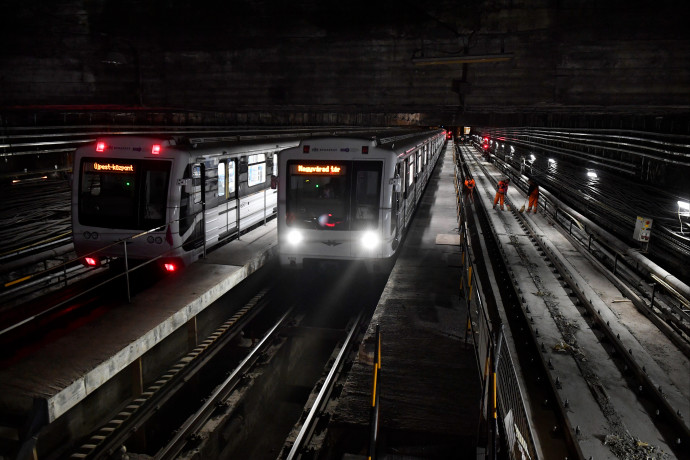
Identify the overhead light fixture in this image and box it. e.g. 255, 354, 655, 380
548, 158, 556, 163
678, 201, 690, 211
412, 53, 514, 66
587, 171, 598, 178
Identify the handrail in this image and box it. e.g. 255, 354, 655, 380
367, 324, 382, 460
452, 145, 540, 459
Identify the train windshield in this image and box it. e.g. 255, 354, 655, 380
78, 158, 171, 230
286, 160, 382, 230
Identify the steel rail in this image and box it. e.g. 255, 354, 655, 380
154, 308, 294, 460
286, 310, 365, 460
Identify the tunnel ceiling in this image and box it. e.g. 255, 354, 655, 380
1, 0, 690, 128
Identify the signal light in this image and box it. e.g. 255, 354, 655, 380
85, 257, 99, 266
96, 142, 106, 152
482, 143, 489, 150
151, 144, 161, 155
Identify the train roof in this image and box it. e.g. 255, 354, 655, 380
293, 129, 444, 154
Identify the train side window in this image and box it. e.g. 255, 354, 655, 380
407, 158, 414, 187
228, 160, 236, 196
247, 153, 266, 187
218, 162, 226, 198
192, 165, 201, 204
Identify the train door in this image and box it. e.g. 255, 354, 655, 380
391, 163, 402, 249
216, 159, 238, 241
404, 155, 415, 228
178, 162, 204, 253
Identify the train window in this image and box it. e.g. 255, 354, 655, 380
352, 161, 382, 230
192, 165, 201, 204
286, 160, 348, 230
407, 158, 414, 187
248, 153, 266, 187
228, 160, 236, 195
79, 158, 169, 229
144, 169, 167, 221
218, 163, 226, 197
285, 160, 381, 231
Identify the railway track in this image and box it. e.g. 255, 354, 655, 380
60, 270, 384, 460
461, 144, 690, 459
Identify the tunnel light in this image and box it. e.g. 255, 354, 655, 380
587, 171, 598, 178
548, 158, 556, 164
286, 229, 303, 245
510, 146, 515, 153
679, 201, 690, 234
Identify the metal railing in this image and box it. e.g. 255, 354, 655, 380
367, 324, 382, 460
453, 147, 540, 459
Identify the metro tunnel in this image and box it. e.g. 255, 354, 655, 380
1, 1, 689, 459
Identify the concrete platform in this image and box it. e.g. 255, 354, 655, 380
0, 221, 278, 424
328, 142, 482, 456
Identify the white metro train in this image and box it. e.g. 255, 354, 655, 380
72, 136, 298, 271
277, 129, 447, 272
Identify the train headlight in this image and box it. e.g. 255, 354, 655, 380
286, 229, 303, 245
361, 231, 379, 250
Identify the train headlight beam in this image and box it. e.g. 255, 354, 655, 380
286, 229, 303, 245
361, 231, 379, 249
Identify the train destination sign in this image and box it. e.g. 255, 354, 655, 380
93, 162, 135, 172
292, 164, 345, 175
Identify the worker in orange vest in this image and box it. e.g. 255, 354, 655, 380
464, 177, 476, 202
493, 178, 510, 210
527, 178, 539, 213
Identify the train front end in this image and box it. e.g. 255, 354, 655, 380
278, 138, 395, 272
71, 137, 185, 271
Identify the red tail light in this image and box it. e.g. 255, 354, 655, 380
151, 144, 161, 155
96, 142, 106, 152
85, 257, 98, 266
303, 145, 310, 153
163, 263, 177, 272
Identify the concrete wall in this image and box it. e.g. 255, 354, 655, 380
1, 0, 689, 127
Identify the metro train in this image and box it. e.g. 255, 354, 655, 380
72, 136, 298, 271
277, 129, 447, 272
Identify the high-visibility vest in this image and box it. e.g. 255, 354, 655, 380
497, 181, 508, 194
